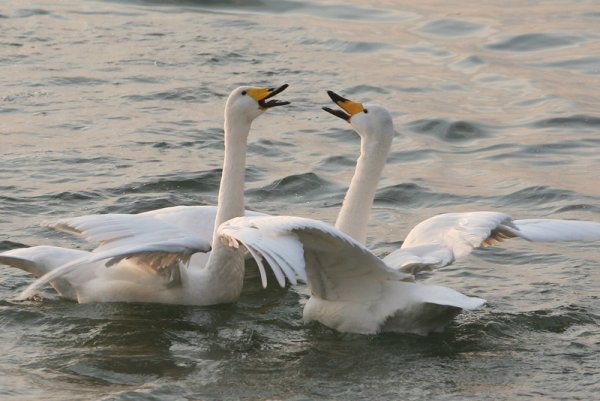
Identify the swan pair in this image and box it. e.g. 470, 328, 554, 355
3, 85, 600, 335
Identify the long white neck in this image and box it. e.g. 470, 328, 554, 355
200, 113, 251, 302
335, 138, 391, 244
211, 114, 251, 246
198, 112, 252, 303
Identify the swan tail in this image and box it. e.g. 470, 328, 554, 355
0, 254, 39, 274
1, 246, 62, 277
382, 282, 486, 335
412, 282, 486, 310
1, 246, 89, 301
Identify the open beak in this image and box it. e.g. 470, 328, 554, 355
322, 90, 364, 122
247, 84, 290, 110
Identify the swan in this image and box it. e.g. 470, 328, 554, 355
1, 84, 298, 305
217, 90, 600, 335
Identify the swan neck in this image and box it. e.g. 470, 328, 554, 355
199, 112, 250, 301
335, 139, 390, 244
211, 114, 251, 247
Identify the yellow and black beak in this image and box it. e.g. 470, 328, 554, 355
322, 90, 364, 122
246, 84, 290, 110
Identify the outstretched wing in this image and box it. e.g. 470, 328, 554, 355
18, 209, 217, 300
44, 205, 268, 275
48, 206, 221, 249
512, 218, 600, 242
218, 215, 412, 301
48, 211, 212, 265
51, 206, 267, 244
384, 212, 600, 273
16, 235, 212, 301
48, 205, 266, 265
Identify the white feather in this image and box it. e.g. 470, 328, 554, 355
4, 85, 290, 305
219, 215, 482, 335
218, 96, 600, 335
384, 212, 600, 273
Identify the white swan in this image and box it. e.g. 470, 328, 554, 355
217, 91, 600, 335
1, 84, 298, 305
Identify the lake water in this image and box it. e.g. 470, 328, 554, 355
1, 0, 600, 400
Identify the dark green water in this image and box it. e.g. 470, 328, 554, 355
1, 0, 599, 399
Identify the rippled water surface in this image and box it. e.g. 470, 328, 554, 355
2, 0, 600, 400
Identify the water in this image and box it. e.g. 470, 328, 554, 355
1, 0, 600, 399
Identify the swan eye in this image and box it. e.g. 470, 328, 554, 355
364, 109, 369, 114
241, 91, 247, 96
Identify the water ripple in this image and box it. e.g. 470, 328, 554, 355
46, 76, 109, 86
248, 172, 337, 201
450, 55, 487, 73
533, 56, 600, 75
14, 8, 51, 18
116, 171, 223, 195
485, 32, 584, 52
300, 38, 392, 53
407, 118, 489, 142
375, 183, 470, 207
123, 87, 220, 103
532, 114, 600, 129
497, 186, 579, 208
416, 18, 486, 37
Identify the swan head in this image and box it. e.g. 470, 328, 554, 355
322, 90, 395, 146
225, 84, 290, 122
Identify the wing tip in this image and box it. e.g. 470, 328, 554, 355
16, 286, 39, 301
464, 297, 487, 310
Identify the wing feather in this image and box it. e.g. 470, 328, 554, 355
48, 206, 266, 250
384, 212, 600, 273
513, 219, 600, 242
48, 213, 212, 254
19, 211, 216, 300
260, 249, 287, 287
219, 216, 412, 302
239, 240, 269, 289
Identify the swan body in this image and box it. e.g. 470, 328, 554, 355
218, 92, 486, 334
219, 214, 485, 335
2, 85, 294, 304
218, 211, 600, 334
218, 91, 600, 335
